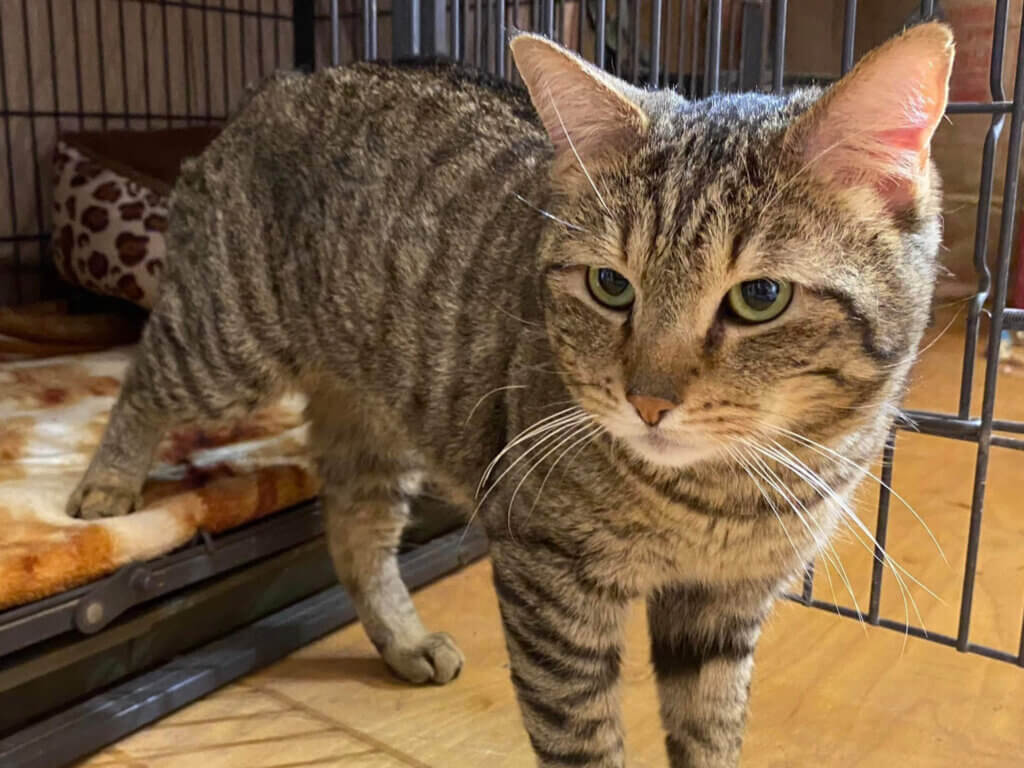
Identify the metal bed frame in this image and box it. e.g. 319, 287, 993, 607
0, 0, 1021, 764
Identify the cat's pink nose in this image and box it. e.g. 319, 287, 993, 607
627, 394, 676, 427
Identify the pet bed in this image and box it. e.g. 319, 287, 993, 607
0, 344, 319, 611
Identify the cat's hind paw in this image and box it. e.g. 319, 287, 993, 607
66, 482, 140, 520
383, 631, 465, 685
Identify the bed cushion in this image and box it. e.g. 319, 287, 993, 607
50, 127, 220, 309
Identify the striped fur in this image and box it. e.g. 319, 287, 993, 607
67, 25, 952, 768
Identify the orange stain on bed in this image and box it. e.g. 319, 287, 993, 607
0, 417, 31, 481
2, 364, 120, 409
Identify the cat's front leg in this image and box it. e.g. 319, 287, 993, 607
647, 582, 775, 768
490, 540, 630, 768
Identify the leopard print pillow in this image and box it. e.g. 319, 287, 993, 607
51, 141, 168, 309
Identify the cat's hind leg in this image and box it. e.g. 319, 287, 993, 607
67, 290, 278, 519
309, 392, 464, 685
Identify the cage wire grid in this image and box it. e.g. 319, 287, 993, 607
1, 0, 1023, 667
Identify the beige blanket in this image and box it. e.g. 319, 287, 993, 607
0, 347, 319, 610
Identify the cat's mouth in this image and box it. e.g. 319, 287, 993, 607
641, 430, 680, 450
625, 428, 718, 468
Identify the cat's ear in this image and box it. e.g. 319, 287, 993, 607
788, 22, 954, 213
510, 33, 648, 171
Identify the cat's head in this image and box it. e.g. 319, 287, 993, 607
511, 23, 953, 468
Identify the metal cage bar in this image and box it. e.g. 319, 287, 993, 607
772, 0, 787, 93
330, 0, 341, 65
706, 0, 722, 95
956, 12, 1024, 654
650, 0, 662, 86
841, 0, 856, 74
868, 434, 896, 625
958, 0, 1011, 419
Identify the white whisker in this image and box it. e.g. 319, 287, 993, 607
524, 424, 605, 526
505, 420, 597, 537
734, 441, 865, 629
880, 302, 966, 371
476, 406, 581, 497
465, 385, 528, 426
759, 423, 948, 566
460, 414, 587, 547
757, 126, 876, 225
741, 437, 935, 638
478, 416, 588, 504
721, 442, 804, 565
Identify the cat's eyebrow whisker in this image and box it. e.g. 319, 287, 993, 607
758, 128, 868, 224
545, 86, 612, 217
931, 294, 974, 310
757, 422, 947, 566
513, 193, 589, 232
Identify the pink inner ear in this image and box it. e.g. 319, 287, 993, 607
799, 24, 953, 212
804, 98, 938, 210
876, 125, 932, 154
808, 122, 932, 213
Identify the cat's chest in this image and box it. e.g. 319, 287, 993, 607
582, 482, 826, 593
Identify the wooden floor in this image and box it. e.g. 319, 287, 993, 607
79, 311, 1024, 767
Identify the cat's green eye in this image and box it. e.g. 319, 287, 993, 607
727, 279, 793, 323
587, 267, 635, 310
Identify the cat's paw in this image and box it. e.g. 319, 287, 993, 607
383, 632, 464, 685
66, 482, 140, 520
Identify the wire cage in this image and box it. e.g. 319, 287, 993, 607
1, 0, 1022, 672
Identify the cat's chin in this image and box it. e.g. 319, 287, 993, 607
623, 431, 718, 469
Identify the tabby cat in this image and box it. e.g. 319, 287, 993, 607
68, 22, 954, 768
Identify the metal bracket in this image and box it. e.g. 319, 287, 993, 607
200, 529, 217, 554
74, 565, 164, 635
